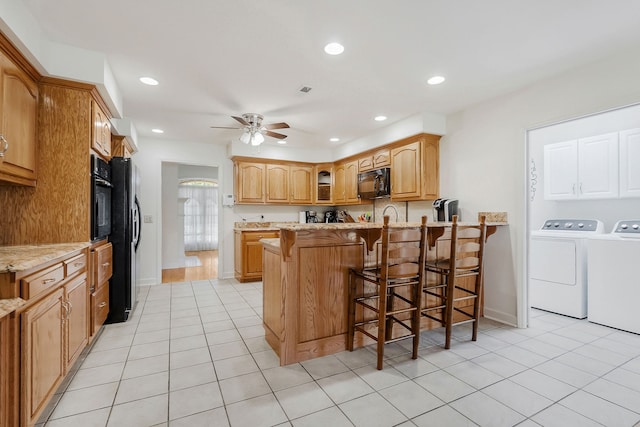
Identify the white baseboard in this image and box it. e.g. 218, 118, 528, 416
484, 307, 518, 327
139, 278, 158, 286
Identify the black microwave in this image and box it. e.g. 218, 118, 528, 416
358, 167, 391, 199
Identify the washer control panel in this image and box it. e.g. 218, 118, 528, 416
541, 219, 601, 231
613, 220, 640, 236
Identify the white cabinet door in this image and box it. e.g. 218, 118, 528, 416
619, 127, 640, 198
544, 140, 578, 200
578, 132, 618, 199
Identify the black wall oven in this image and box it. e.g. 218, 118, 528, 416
91, 155, 112, 241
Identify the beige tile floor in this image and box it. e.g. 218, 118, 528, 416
37, 279, 640, 427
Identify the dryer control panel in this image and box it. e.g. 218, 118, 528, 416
541, 219, 601, 231
613, 220, 640, 236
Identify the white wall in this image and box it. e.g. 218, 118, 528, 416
441, 44, 640, 327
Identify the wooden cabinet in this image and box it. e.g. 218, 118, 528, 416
236, 162, 266, 203
544, 133, 619, 200
235, 160, 313, 205
90, 242, 111, 339
358, 148, 390, 172
619, 128, 640, 198
0, 246, 89, 426
266, 164, 289, 203
0, 49, 38, 186
21, 288, 65, 427
91, 100, 111, 160
390, 134, 440, 201
111, 135, 135, 158
314, 164, 333, 205
334, 160, 359, 205
234, 230, 279, 282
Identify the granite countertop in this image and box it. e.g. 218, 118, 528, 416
0, 298, 26, 318
0, 242, 90, 273
259, 238, 280, 250
234, 221, 298, 231
276, 221, 507, 231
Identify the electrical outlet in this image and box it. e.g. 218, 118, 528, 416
260, 215, 264, 220
143, 215, 153, 223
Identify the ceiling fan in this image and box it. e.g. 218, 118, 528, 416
211, 113, 290, 146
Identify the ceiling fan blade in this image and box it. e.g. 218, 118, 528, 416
232, 115, 250, 126
263, 122, 290, 130
210, 126, 242, 129
264, 130, 287, 139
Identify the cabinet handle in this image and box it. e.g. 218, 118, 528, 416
572, 183, 576, 194
0, 135, 7, 157
62, 301, 70, 320
102, 262, 110, 268
42, 278, 56, 284
579, 183, 583, 194
73, 262, 84, 267
67, 300, 73, 314
99, 302, 107, 308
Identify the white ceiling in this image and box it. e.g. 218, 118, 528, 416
21, 0, 640, 148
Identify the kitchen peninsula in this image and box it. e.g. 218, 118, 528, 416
262, 220, 504, 366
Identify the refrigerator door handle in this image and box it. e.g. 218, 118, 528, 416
133, 196, 142, 251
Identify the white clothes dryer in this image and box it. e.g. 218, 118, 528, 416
588, 220, 640, 334
529, 219, 604, 318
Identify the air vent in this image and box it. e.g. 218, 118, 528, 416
299, 86, 312, 93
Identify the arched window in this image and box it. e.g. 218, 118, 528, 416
179, 179, 218, 251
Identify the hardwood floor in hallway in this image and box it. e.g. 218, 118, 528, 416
161, 250, 218, 283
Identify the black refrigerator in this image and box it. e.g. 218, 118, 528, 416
108, 157, 142, 323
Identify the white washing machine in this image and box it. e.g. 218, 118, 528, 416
529, 219, 604, 318
588, 220, 640, 334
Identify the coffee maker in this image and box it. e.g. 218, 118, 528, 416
433, 198, 458, 222
305, 210, 319, 223
324, 210, 337, 223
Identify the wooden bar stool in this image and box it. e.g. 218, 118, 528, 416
347, 216, 428, 370
421, 215, 486, 349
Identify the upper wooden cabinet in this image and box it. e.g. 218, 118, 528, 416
235, 159, 313, 205
390, 134, 440, 201
0, 49, 38, 186
91, 100, 111, 160
236, 161, 266, 203
290, 164, 313, 204
314, 164, 333, 205
358, 148, 390, 172
266, 164, 289, 203
334, 160, 359, 205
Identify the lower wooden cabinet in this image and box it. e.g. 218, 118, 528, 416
65, 275, 89, 367
91, 282, 109, 336
89, 241, 112, 340
21, 288, 65, 426
234, 230, 279, 282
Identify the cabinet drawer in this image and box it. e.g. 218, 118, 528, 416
64, 253, 87, 277
243, 231, 279, 242
91, 283, 109, 334
21, 263, 64, 299
93, 243, 113, 288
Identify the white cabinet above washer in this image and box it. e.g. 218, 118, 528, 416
544, 132, 619, 200
619, 127, 640, 198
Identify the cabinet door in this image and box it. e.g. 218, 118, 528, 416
0, 53, 38, 186
334, 164, 346, 204
345, 160, 359, 203
65, 275, 89, 368
290, 165, 313, 204
236, 162, 265, 203
22, 288, 65, 426
620, 128, 640, 198
91, 100, 111, 159
391, 141, 421, 199
91, 282, 109, 337
266, 164, 289, 203
372, 149, 391, 168
544, 140, 578, 200
358, 155, 374, 172
578, 132, 618, 199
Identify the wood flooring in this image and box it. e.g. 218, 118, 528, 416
161, 250, 218, 283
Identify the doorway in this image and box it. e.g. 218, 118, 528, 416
161, 162, 220, 283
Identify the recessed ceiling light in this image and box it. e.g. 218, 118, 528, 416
324, 42, 344, 55
140, 77, 159, 86
427, 76, 445, 85
330, 137, 340, 142
277, 140, 287, 144
374, 115, 387, 122
151, 128, 164, 134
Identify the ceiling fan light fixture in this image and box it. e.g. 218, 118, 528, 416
251, 132, 265, 146
239, 131, 251, 144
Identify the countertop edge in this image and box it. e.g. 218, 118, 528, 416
0, 242, 91, 273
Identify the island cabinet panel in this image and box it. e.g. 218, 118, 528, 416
262, 244, 283, 355
296, 244, 362, 343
